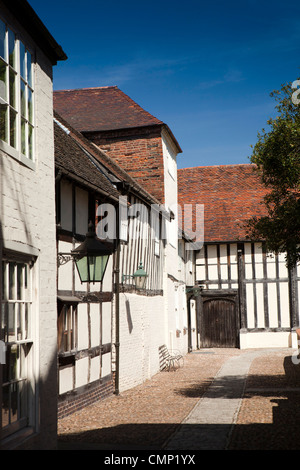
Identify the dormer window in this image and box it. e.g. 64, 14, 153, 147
0, 18, 34, 163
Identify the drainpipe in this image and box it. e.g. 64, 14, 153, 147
187, 295, 192, 353
114, 236, 120, 395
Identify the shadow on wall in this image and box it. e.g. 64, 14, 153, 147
125, 298, 133, 334
0, 345, 58, 450
1, 157, 34, 248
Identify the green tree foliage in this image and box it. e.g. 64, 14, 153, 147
246, 81, 300, 268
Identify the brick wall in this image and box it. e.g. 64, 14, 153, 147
58, 377, 114, 419
85, 126, 166, 204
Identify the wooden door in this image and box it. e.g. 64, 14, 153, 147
199, 291, 239, 348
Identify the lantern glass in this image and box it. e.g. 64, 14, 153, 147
75, 254, 109, 283
133, 262, 148, 289
134, 275, 147, 289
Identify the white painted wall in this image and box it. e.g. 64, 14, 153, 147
161, 131, 189, 355
116, 292, 165, 392
0, 4, 57, 448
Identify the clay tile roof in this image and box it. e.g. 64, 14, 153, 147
178, 164, 269, 243
54, 86, 182, 153
54, 118, 120, 201
53, 86, 164, 133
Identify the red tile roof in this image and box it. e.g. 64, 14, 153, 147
53, 86, 182, 153
178, 164, 269, 243
53, 86, 164, 132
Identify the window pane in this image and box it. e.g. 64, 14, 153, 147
17, 303, 22, 340
20, 42, 25, 79
0, 59, 7, 101
21, 118, 26, 155
28, 88, 33, 123
28, 124, 33, 160
27, 52, 32, 87
7, 344, 18, 381
24, 304, 30, 339
17, 264, 24, 300
19, 344, 26, 379
10, 109, 17, 149
8, 304, 15, 342
9, 69, 16, 108
0, 103, 8, 142
2, 261, 7, 300
8, 29, 15, 69
1, 303, 7, 341
21, 80, 26, 117
9, 263, 15, 299
63, 309, 68, 351
24, 265, 30, 301
10, 383, 18, 424
19, 379, 28, 420
0, 19, 6, 61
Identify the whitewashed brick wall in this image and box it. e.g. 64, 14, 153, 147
0, 5, 57, 449
117, 293, 165, 392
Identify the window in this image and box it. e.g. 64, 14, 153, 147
0, 18, 34, 162
58, 304, 77, 354
1, 258, 34, 439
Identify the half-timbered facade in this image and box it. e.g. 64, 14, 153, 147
53, 107, 190, 400
54, 113, 122, 416
178, 164, 299, 350
53, 86, 193, 370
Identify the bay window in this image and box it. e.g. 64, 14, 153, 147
0, 17, 34, 162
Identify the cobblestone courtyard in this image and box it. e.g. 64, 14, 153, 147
58, 348, 300, 450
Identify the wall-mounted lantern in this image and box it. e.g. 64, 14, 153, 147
57, 222, 114, 283
186, 286, 203, 297
133, 262, 148, 289
122, 261, 148, 289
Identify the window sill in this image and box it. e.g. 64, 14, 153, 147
0, 140, 35, 171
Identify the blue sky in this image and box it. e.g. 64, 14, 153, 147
29, 0, 300, 169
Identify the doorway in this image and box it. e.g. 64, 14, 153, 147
198, 290, 239, 348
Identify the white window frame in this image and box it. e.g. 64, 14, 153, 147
58, 304, 78, 355
1, 256, 35, 440
0, 16, 35, 170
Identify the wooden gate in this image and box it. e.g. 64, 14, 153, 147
198, 290, 239, 348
